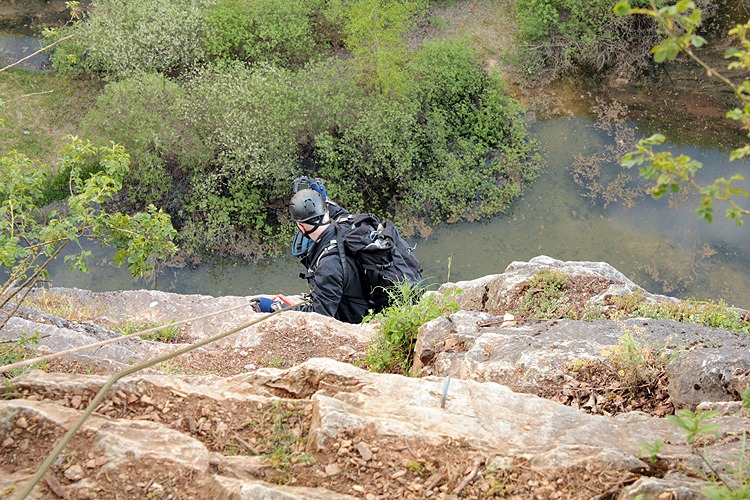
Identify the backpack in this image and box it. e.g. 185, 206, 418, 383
316, 213, 423, 312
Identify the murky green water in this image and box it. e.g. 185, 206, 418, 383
42, 116, 750, 309
0, 34, 51, 70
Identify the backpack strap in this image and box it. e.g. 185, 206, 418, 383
334, 221, 348, 286
300, 228, 370, 307
301, 227, 347, 283
299, 238, 336, 279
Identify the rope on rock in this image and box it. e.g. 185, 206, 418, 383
1, 300, 259, 375
14, 299, 307, 500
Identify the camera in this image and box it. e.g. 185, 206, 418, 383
293, 175, 324, 194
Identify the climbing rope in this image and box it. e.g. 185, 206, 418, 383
0, 301, 258, 374
13, 299, 307, 500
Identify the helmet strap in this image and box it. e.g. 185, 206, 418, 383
299, 216, 326, 236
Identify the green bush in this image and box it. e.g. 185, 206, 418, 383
517, 0, 559, 40
205, 0, 331, 68
515, 269, 572, 318
407, 40, 541, 223
342, 0, 428, 95
52, 0, 208, 79
605, 327, 673, 388
314, 95, 423, 214
81, 73, 206, 208
309, 39, 542, 230
365, 284, 460, 375
514, 0, 675, 80
40, 157, 103, 205
178, 62, 303, 259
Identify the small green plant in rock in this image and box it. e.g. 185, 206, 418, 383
0, 333, 41, 378
668, 409, 721, 445
114, 320, 180, 343
645, 407, 744, 495
484, 464, 509, 496
604, 325, 673, 389
267, 356, 284, 368
406, 460, 425, 474
638, 437, 664, 464
514, 269, 571, 319
364, 283, 460, 375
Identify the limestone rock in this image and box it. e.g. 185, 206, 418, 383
439, 255, 676, 315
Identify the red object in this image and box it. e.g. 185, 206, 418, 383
273, 294, 294, 306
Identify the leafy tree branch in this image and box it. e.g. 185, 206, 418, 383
615, 0, 750, 224
0, 137, 177, 331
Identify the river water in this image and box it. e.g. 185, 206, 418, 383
41, 115, 750, 309
0, 33, 51, 70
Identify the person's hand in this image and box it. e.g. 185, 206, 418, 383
258, 297, 283, 312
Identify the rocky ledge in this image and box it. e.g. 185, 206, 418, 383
2, 255, 750, 499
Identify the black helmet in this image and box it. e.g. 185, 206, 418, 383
289, 189, 327, 223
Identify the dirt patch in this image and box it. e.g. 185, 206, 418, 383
3, 417, 215, 499
150, 326, 369, 376
290, 426, 640, 499
539, 360, 674, 418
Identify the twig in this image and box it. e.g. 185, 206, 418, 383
2, 90, 54, 105
403, 435, 420, 459
595, 471, 638, 494
232, 433, 260, 455
452, 458, 482, 495
43, 473, 67, 499
424, 470, 445, 492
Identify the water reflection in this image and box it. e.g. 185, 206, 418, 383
42, 116, 750, 309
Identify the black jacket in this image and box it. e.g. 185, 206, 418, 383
296, 223, 371, 324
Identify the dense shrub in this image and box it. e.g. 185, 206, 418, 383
342, 0, 429, 94
407, 39, 540, 223
40, 158, 103, 205
178, 62, 303, 259
514, 0, 691, 80
81, 74, 206, 208
204, 0, 332, 68
51, 0, 208, 79
310, 39, 541, 230
365, 284, 460, 375
313, 95, 423, 214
